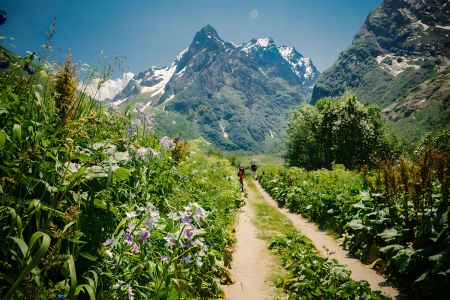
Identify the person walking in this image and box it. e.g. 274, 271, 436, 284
237, 164, 245, 192
251, 159, 257, 180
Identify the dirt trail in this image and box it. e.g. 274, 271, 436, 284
222, 183, 278, 300
254, 181, 406, 299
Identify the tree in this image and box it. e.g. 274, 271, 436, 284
285, 92, 397, 169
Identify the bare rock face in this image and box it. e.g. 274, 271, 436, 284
311, 0, 450, 141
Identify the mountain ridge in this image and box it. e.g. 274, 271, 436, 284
112, 25, 320, 151
310, 0, 450, 141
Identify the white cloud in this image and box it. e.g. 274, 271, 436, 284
249, 9, 259, 21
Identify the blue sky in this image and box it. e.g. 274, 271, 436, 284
1, 0, 382, 74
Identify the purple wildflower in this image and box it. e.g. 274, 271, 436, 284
159, 136, 175, 151
183, 256, 193, 264
132, 243, 140, 254
164, 233, 175, 248
131, 119, 142, 128
140, 230, 150, 242
0, 61, 9, 69
127, 283, 134, 300
133, 102, 146, 114
128, 128, 136, 137
136, 148, 147, 158
144, 217, 159, 229
161, 255, 169, 262
23, 64, 35, 75
104, 238, 114, 246
123, 233, 133, 244
183, 241, 190, 248
181, 215, 193, 224
54, 296, 65, 300
182, 228, 194, 240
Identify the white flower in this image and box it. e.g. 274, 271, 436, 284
126, 211, 137, 218
105, 250, 114, 259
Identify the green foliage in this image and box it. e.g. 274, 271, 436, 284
0, 48, 241, 298
270, 233, 388, 299
285, 93, 401, 169
259, 141, 450, 298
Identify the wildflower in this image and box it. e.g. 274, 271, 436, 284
164, 233, 175, 248
132, 243, 140, 254
183, 256, 193, 264
168, 212, 180, 220
127, 283, 134, 300
54, 296, 65, 300
183, 241, 190, 248
181, 215, 193, 224
161, 255, 169, 262
192, 238, 204, 247
193, 204, 207, 220
23, 64, 35, 75
105, 250, 114, 259
131, 119, 142, 128
160, 136, 175, 151
128, 128, 136, 138
126, 211, 137, 218
133, 102, 146, 114
144, 217, 159, 229
195, 256, 203, 267
136, 148, 147, 158
123, 233, 133, 244
145, 202, 157, 212
104, 238, 114, 246
140, 230, 150, 242
0, 60, 9, 69
112, 282, 120, 289
182, 228, 194, 240
192, 170, 199, 176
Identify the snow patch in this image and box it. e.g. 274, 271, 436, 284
163, 94, 175, 104
139, 64, 176, 97
436, 24, 450, 30
256, 37, 271, 47
83, 72, 134, 100
278, 46, 294, 60
258, 67, 269, 77
176, 48, 188, 61
113, 97, 128, 106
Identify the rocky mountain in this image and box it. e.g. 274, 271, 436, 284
113, 25, 319, 151
311, 0, 450, 142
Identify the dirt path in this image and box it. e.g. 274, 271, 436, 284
254, 181, 406, 299
222, 183, 279, 300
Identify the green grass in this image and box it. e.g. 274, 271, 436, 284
246, 180, 295, 240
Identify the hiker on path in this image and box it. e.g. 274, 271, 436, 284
237, 164, 245, 192
251, 159, 257, 180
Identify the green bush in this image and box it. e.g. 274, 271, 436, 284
259, 143, 450, 298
